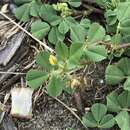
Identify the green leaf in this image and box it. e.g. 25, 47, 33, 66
105, 9, 117, 26
115, 111, 130, 130
104, 35, 111, 42
82, 103, 115, 129
106, 22, 118, 34
120, 18, 130, 34
107, 92, 121, 112
99, 114, 115, 128
117, 2, 130, 21
84, 45, 107, 62
68, 43, 83, 65
124, 48, 130, 57
47, 74, 63, 97
88, 23, 105, 44
124, 77, 130, 91
14, 3, 30, 22
58, 19, 69, 34
39, 4, 57, 18
48, 27, 65, 44
82, 112, 97, 128
122, 34, 130, 43
67, 0, 81, 7
118, 91, 130, 109
107, 91, 130, 113
36, 51, 52, 70
80, 18, 91, 31
55, 42, 69, 60
26, 70, 49, 89
13, 0, 32, 5
91, 103, 107, 123
31, 20, 50, 40
117, 58, 130, 76
65, 17, 78, 27
30, 0, 41, 17
96, 0, 107, 8
40, 4, 61, 26
105, 65, 125, 85
70, 25, 86, 43
49, 16, 62, 26
67, 128, 75, 130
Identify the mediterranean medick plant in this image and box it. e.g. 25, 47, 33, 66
14, 0, 86, 44
82, 1, 130, 129
13, 0, 130, 129
26, 21, 108, 97
13, 0, 108, 97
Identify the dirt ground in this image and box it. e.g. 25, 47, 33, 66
14, 62, 119, 130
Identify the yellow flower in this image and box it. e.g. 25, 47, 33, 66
49, 55, 57, 65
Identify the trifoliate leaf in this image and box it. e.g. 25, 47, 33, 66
117, 2, 130, 21
36, 51, 53, 70
30, 0, 41, 17
88, 23, 105, 44
31, 20, 50, 40
115, 111, 130, 130
107, 92, 121, 112
68, 43, 83, 65
70, 25, 86, 43
26, 70, 49, 89
117, 58, 130, 76
48, 27, 65, 44
80, 18, 91, 31
84, 45, 107, 62
99, 114, 115, 129
13, 0, 32, 5
14, 3, 30, 22
56, 42, 69, 60
105, 65, 125, 85
118, 91, 130, 109
91, 103, 107, 123
58, 20, 69, 34
68, 0, 81, 7
82, 112, 97, 128
120, 18, 130, 34
124, 77, 130, 91
40, 4, 61, 26
47, 74, 63, 97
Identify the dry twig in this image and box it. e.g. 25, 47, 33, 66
0, 11, 54, 53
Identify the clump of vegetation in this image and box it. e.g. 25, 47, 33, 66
13, 0, 130, 130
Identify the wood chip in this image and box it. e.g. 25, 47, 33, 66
0, 32, 26, 66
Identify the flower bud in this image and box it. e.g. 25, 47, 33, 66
49, 55, 57, 65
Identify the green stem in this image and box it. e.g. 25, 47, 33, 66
115, 22, 120, 46
116, 22, 120, 35
122, 108, 130, 112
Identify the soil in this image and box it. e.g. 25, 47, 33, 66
14, 62, 119, 130
16, 94, 86, 130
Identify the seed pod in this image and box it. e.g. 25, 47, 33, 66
71, 78, 81, 89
